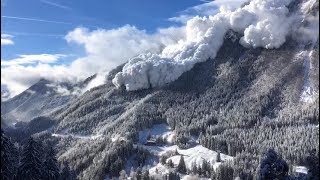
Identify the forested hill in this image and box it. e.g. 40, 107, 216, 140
44, 31, 318, 179
1, 0, 319, 179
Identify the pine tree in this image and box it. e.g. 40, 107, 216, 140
191, 161, 198, 175
110, 156, 123, 177
60, 161, 76, 180
177, 155, 187, 174
201, 160, 210, 177
216, 151, 221, 163
160, 155, 167, 165
142, 169, 150, 180
119, 170, 127, 180
210, 168, 216, 180
1, 129, 18, 180
258, 149, 288, 180
17, 137, 43, 180
136, 167, 142, 180
43, 147, 60, 180
129, 167, 136, 179
304, 149, 319, 180
174, 148, 179, 155
167, 159, 174, 168
166, 171, 180, 180
216, 164, 234, 180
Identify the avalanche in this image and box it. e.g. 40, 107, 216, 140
112, 0, 307, 91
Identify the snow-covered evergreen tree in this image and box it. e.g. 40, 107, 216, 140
1, 129, 18, 180
304, 149, 319, 180
43, 147, 60, 180
216, 151, 221, 162
17, 137, 43, 180
177, 155, 187, 174
258, 149, 289, 180
59, 161, 76, 180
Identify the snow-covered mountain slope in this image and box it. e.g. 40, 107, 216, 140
6, 0, 319, 179
1, 74, 97, 125
37, 31, 318, 179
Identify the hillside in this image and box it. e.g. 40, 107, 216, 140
37, 31, 319, 179
1, 0, 319, 179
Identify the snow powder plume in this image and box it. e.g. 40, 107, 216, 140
113, 0, 316, 91
82, 73, 107, 93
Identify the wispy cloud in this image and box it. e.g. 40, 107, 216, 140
2, 31, 64, 38
40, 0, 71, 10
168, 15, 193, 24
169, 0, 247, 23
2, 15, 72, 25
2, 15, 101, 29
1, 54, 66, 66
1, 34, 14, 46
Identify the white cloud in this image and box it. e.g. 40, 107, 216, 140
1, 54, 66, 66
1, 25, 184, 98
1, 64, 77, 97
1, 34, 14, 46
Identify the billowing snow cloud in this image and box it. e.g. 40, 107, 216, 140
82, 73, 107, 93
2, 0, 319, 98
112, 0, 318, 91
1, 34, 14, 46
65, 25, 185, 77
292, 0, 319, 44
169, 0, 248, 23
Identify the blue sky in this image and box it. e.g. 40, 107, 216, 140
1, 0, 246, 98
1, 0, 204, 60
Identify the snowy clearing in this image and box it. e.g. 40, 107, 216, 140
181, 175, 210, 180
137, 144, 233, 176
294, 166, 308, 174
52, 133, 102, 140
139, 123, 175, 144
127, 123, 234, 177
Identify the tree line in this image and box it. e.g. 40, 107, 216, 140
1, 130, 77, 180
